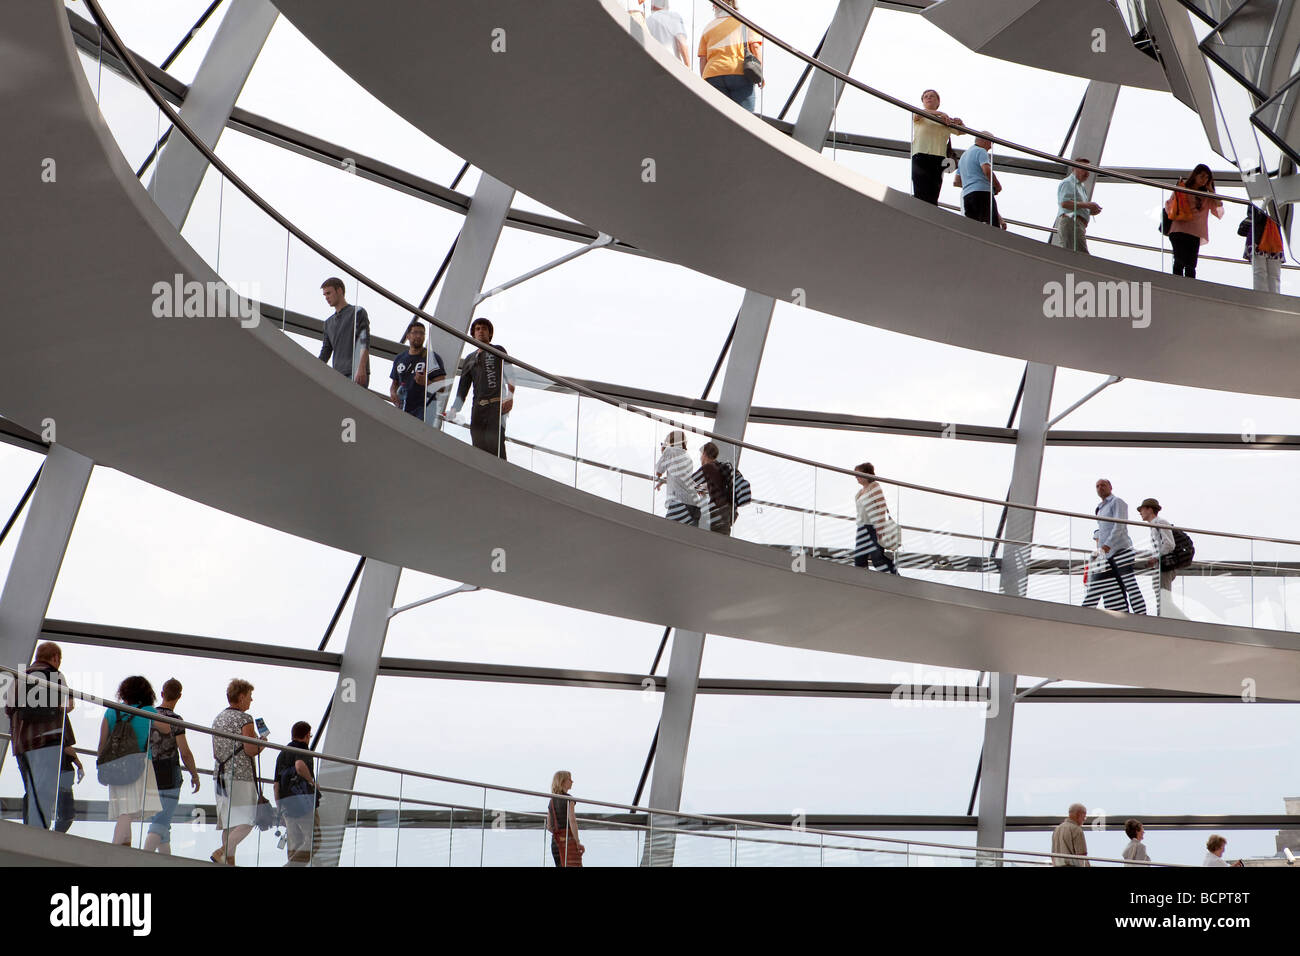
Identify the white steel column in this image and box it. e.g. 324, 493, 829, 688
714, 0, 877, 464
314, 559, 400, 866
149, 0, 278, 229
642, 628, 706, 866
425, 174, 517, 375
645, 0, 876, 865
977, 80, 1118, 858
0, 445, 93, 774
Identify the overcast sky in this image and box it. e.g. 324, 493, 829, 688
2, 0, 1298, 866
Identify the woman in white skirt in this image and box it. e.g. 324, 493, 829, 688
210, 678, 267, 865
853, 462, 899, 574
656, 430, 702, 526
97, 676, 169, 846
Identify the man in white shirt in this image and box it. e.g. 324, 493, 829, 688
648, 0, 689, 66
1083, 479, 1147, 614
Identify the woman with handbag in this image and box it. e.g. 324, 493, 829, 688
547, 770, 584, 867
210, 678, 267, 865
1239, 201, 1285, 294
698, 2, 763, 112
97, 675, 168, 847
852, 463, 899, 575
1165, 164, 1223, 279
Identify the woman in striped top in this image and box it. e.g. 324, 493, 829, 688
853, 462, 898, 574
656, 430, 702, 525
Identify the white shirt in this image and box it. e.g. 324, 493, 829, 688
648, 9, 687, 49
1148, 516, 1174, 556
1202, 851, 1229, 867
1094, 494, 1133, 552
655, 446, 701, 508
1122, 839, 1150, 864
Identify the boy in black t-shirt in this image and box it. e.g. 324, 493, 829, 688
390, 321, 447, 422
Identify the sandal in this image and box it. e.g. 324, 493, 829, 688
210, 848, 225, 864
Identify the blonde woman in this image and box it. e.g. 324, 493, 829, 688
853, 463, 898, 574
656, 430, 702, 525
547, 770, 584, 867
210, 678, 267, 865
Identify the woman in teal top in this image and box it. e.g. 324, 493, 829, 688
99, 676, 170, 846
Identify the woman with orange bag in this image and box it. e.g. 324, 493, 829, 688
1239, 201, 1285, 293
1165, 164, 1223, 279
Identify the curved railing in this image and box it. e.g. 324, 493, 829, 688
686, 0, 1291, 281
0, 665, 1174, 866
74, 0, 1300, 637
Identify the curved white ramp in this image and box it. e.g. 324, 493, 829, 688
4, 0, 1300, 701
270, 0, 1300, 399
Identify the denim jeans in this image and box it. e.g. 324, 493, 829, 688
853, 524, 898, 574
149, 786, 182, 843
55, 769, 76, 833
705, 74, 756, 112
16, 745, 61, 828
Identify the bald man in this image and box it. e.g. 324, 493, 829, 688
1051, 803, 1090, 867
1082, 478, 1147, 615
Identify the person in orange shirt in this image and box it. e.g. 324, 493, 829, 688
698, 2, 763, 112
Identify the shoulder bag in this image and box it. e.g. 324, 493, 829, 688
740, 22, 763, 86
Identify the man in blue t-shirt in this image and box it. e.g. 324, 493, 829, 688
956, 133, 1004, 229
389, 321, 447, 422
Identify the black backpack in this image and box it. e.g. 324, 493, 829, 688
97, 710, 146, 786
716, 462, 752, 522
277, 748, 318, 809
1161, 528, 1195, 571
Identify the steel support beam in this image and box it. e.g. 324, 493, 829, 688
975, 672, 1018, 864
642, 627, 706, 866
425, 173, 516, 377
713, 0, 877, 466
645, 0, 876, 866
0, 445, 93, 774
314, 559, 400, 866
978, 81, 1118, 859
1000, 363, 1057, 600
149, 0, 277, 229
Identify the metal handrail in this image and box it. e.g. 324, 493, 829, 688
456, 424, 1108, 560
76, 0, 1300, 553
0, 663, 1163, 866
939, 200, 1300, 270
706, 1, 1254, 208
